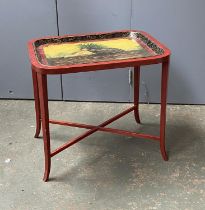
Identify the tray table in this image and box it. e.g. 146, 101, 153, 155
28, 30, 171, 181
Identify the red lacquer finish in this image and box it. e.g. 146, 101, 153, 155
37, 74, 51, 182
134, 66, 141, 124
28, 30, 171, 181
32, 67, 41, 138
160, 60, 170, 161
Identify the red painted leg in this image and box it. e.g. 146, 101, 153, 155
160, 60, 169, 161
134, 66, 141, 124
32, 67, 41, 138
37, 73, 51, 182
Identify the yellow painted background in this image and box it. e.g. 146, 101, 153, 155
43, 38, 142, 59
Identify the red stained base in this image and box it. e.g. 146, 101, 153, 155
49, 106, 160, 157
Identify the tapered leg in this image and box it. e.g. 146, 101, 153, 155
160, 60, 169, 161
37, 73, 51, 182
134, 66, 141, 124
32, 67, 41, 138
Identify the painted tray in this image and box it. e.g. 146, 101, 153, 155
34, 31, 164, 67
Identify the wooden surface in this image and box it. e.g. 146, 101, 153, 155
28, 30, 170, 74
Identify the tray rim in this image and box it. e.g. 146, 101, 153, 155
28, 30, 171, 74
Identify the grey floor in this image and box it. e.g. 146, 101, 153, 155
0, 100, 205, 210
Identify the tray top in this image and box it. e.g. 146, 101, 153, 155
34, 31, 164, 67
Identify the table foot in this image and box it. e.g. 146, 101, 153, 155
34, 128, 41, 138
34, 120, 41, 138
43, 158, 51, 182
134, 110, 141, 124
160, 141, 168, 161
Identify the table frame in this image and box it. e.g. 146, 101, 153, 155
28, 30, 171, 181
